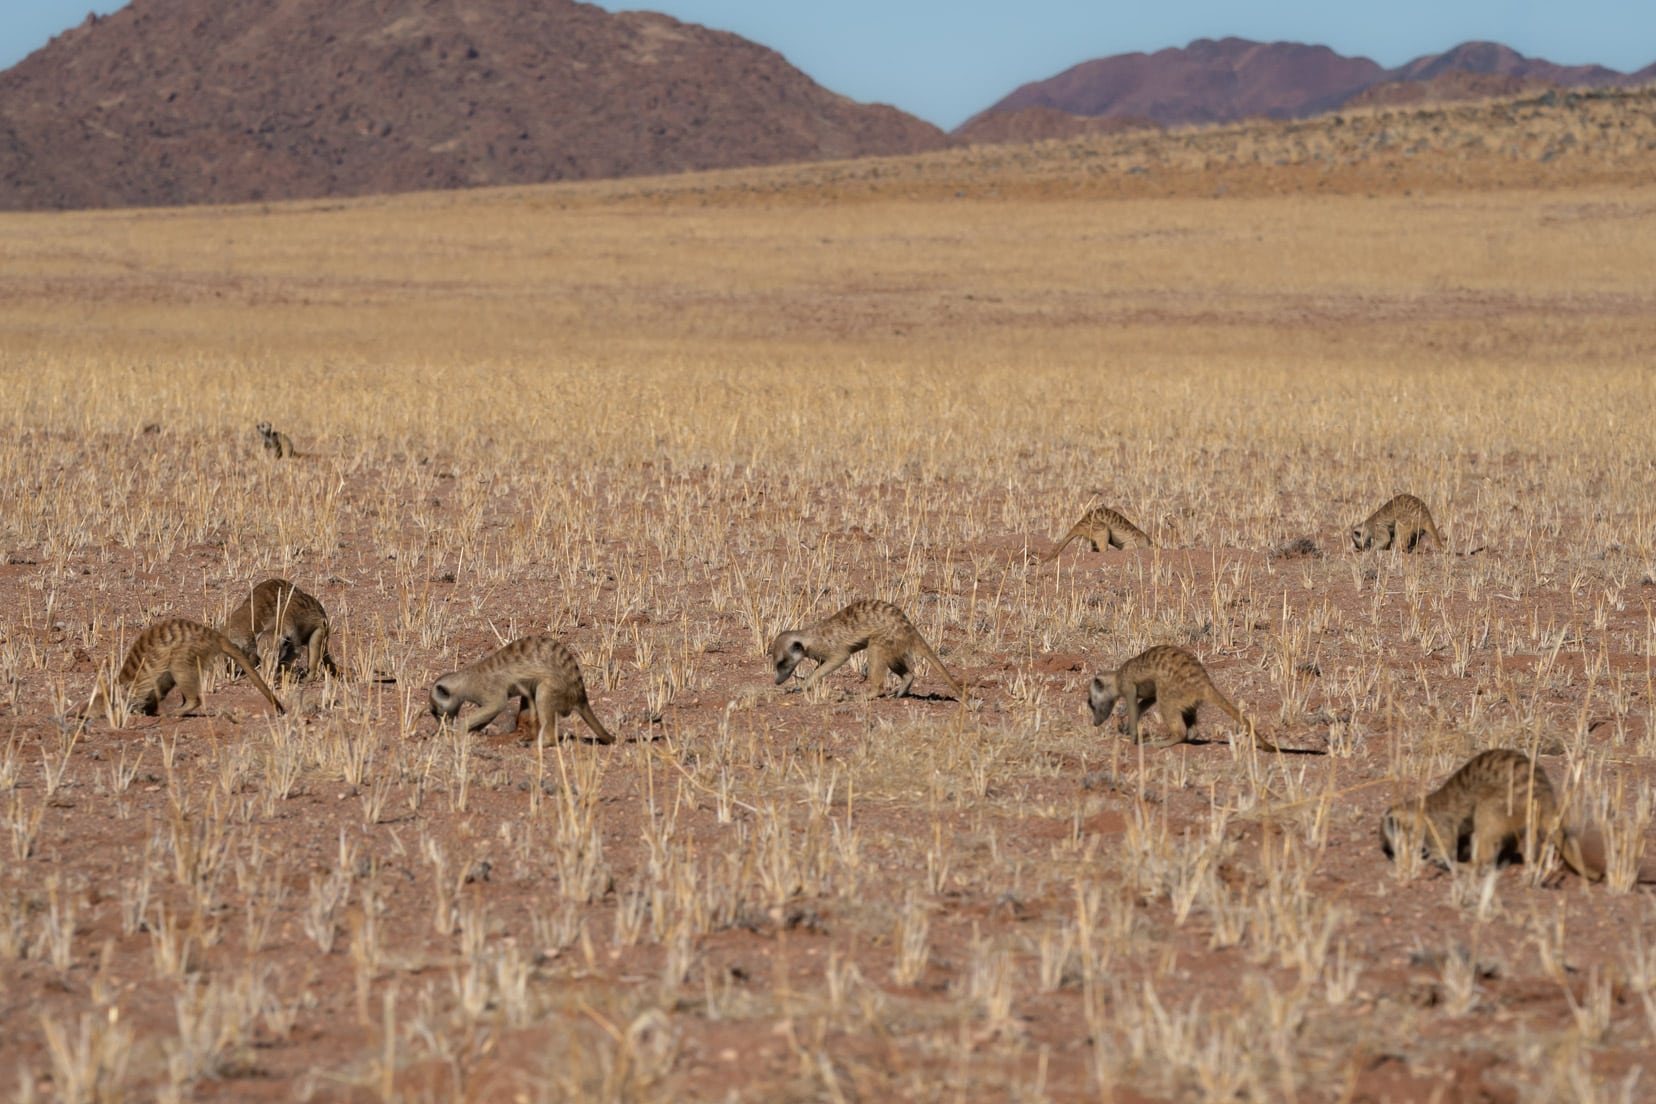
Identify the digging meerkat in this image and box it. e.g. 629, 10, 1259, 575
83, 619, 285, 721
1380, 748, 1599, 881
222, 578, 340, 679
1042, 505, 1151, 562
429, 636, 614, 745
769, 598, 964, 700
1089, 644, 1277, 752
256, 421, 297, 459
1351, 493, 1443, 553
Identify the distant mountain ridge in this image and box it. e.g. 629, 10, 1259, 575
1, 4, 1651, 210
963, 37, 1656, 132
0, 0, 946, 210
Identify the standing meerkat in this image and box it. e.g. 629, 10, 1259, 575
83, 619, 285, 721
769, 598, 965, 700
222, 578, 340, 679
1351, 493, 1443, 553
429, 636, 613, 745
256, 422, 297, 459
1380, 749, 1600, 881
1043, 505, 1150, 562
1089, 644, 1277, 752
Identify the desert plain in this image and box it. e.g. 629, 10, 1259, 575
2, 96, 1656, 1101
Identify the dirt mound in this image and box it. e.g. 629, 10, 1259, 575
0, 0, 946, 210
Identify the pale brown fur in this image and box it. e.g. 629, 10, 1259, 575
1351, 493, 1443, 553
1380, 749, 1599, 881
222, 578, 340, 679
429, 636, 613, 745
257, 422, 297, 459
769, 598, 964, 700
84, 619, 285, 721
1043, 505, 1151, 562
1089, 645, 1277, 752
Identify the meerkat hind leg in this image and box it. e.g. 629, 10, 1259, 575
1147, 705, 1191, 749
530, 692, 553, 746
309, 626, 333, 680
139, 674, 172, 716
172, 664, 205, 716
504, 696, 533, 739
863, 644, 895, 697
1471, 799, 1519, 871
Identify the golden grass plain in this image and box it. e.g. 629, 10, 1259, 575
2, 121, 1656, 1101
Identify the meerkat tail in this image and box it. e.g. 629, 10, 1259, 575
576, 702, 615, 744
219, 639, 286, 715
80, 676, 111, 722
1042, 528, 1082, 563
913, 638, 965, 700
1215, 690, 1277, 752
1245, 720, 1280, 753
1213, 691, 1245, 729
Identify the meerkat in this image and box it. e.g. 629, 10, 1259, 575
1380, 749, 1599, 881
1351, 493, 1443, 553
1043, 505, 1150, 562
429, 636, 613, 745
221, 578, 339, 679
256, 422, 297, 459
769, 598, 964, 700
83, 619, 285, 721
1089, 644, 1278, 752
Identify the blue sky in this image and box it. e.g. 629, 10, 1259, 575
2, 0, 1652, 129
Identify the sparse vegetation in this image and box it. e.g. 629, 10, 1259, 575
0, 120, 1654, 1100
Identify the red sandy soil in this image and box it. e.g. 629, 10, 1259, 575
2, 443, 1652, 1101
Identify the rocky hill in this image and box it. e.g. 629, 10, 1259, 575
966, 37, 1655, 133
951, 106, 1160, 146
1343, 71, 1548, 110
0, 0, 946, 210
966, 39, 1382, 131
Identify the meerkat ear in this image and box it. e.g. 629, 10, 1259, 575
787, 639, 806, 659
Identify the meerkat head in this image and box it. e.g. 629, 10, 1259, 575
275, 632, 303, 673
1351, 525, 1372, 551
1379, 805, 1403, 860
256, 422, 273, 437
769, 633, 807, 684
1379, 801, 1431, 862
429, 677, 463, 720
1087, 676, 1116, 726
